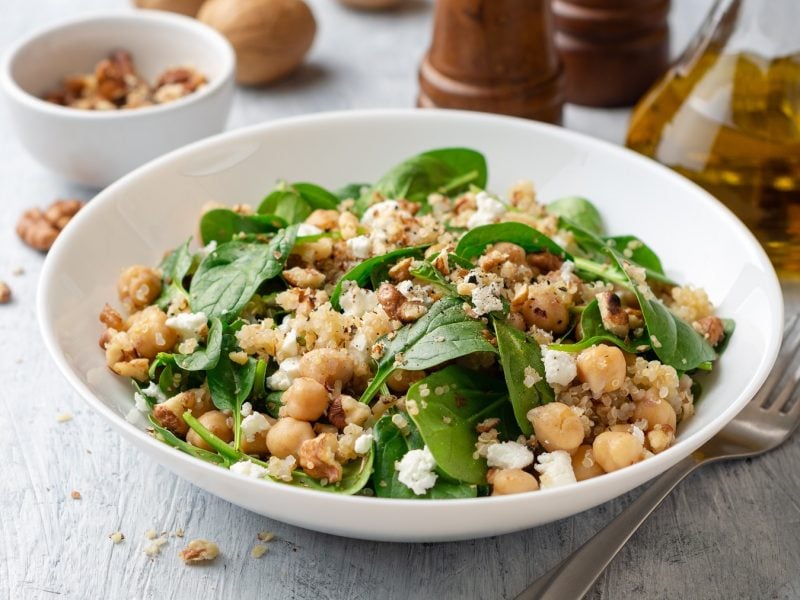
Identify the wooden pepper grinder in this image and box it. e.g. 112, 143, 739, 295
418, 0, 565, 124
552, 0, 671, 107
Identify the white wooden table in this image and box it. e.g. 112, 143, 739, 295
2, 1, 799, 598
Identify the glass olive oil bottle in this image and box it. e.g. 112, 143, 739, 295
626, 0, 800, 276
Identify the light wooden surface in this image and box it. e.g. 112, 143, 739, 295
2, 1, 799, 599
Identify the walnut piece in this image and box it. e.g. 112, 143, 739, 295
0, 281, 11, 304
17, 199, 85, 251
179, 539, 220, 564
298, 432, 342, 483
693, 315, 725, 347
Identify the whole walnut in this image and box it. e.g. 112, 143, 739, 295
198, 0, 316, 85
132, 0, 206, 16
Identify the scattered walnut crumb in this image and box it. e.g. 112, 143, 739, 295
251, 544, 269, 559
257, 531, 275, 542
11, 266, 24, 276
144, 535, 168, 557
70, 490, 81, 500
145, 529, 157, 540
179, 539, 220, 564
174, 528, 185, 538
16, 199, 85, 251
0, 281, 10, 304
56, 412, 73, 423
109, 532, 125, 544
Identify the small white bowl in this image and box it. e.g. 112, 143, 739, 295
38, 109, 783, 542
1, 11, 235, 188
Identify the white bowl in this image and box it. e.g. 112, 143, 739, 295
38, 109, 783, 542
1, 10, 235, 188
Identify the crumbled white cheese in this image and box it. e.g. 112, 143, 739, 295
133, 381, 165, 414
278, 329, 299, 360
297, 223, 323, 237
542, 347, 577, 387
339, 281, 379, 317
134, 392, 150, 413
241, 402, 253, 417
631, 424, 645, 446
197, 240, 217, 259
467, 191, 506, 229
165, 311, 208, 340
396, 446, 438, 495
560, 260, 575, 282
535, 451, 577, 489
486, 441, 534, 470
230, 461, 268, 479
354, 432, 374, 455
471, 282, 504, 315
523, 366, 542, 388
266, 356, 301, 391
361, 200, 400, 226
346, 235, 371, 259
396, 281, 433, 306
241, 413, 272, 442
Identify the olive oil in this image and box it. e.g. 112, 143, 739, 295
627, 51, 800, 276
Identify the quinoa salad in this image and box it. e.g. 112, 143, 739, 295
99, 148, 733, 498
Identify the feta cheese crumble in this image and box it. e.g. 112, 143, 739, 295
354, 431, 374, 455
346, 235, 371, 259
361, 200, 400, 226
296, 223, 323, 237
396, 446, 438, 495
535, 451, 577, 489
339, 281, 379, 317
486, 441, 534, 470
230, 461, 268, 479
523, 366, 542, 388
266, 356, 301, 391
165, 311, 207, 340
467, 191, 506, 229
542, 347, 577, 387
471, 282, 504, 315
241, 412, 272, 442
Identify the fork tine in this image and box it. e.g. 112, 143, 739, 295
758, 315, 800, 409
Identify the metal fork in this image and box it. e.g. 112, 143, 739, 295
516, 314, 800, 600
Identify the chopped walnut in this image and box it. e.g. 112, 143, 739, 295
99, 303, 125, 330
282, 266, 326, 289
70, 490, 82, 500
693, 316, 725, 346
179, 539, 220, 564
526, 251, 563, 275
16, 199, 85, 251
298, 432, 342, 483
388, 257, 414, 282
376, 282, 404, 320
0, 281, 11, 304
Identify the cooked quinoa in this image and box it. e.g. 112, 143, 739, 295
99, 148, 732, 498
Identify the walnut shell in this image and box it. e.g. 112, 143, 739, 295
198, 0, 316, 85
133, 0, 206, 16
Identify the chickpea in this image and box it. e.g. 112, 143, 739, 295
117, 265, 162, 311
571, 445, 605, 481
491, 242, 526, 265
187, 410, 234, 451
266, 417, 314, 459
240, 413, 277, 456
152, 388, 213, 436
520, 292, 569, 334
592, 431, 644, 473
283, 377, 330, 421
305, 209, 340, 231
576, 345, 627, 396
633, 397, 677, 432
292, 237, 333, 263
491, 468, 539, 495
386, 369, 425, 393
646, 425, 675, 454
298, 348, 355, 388
527, 402, 585, 454
126, 306, 178, 359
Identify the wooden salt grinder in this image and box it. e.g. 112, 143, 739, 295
418, 0, 565, 124
553, 0, 671, 107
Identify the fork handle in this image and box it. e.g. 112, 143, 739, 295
515, 455, 702, 600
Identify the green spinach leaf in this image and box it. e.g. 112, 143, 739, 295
493, 319, 553, 435
455, 222, 571, 261
335, 182, 369, 202
359, 296, 497, 404
149, 415, 226, 465
291, 450, 374, 496
174, 317, 223, 371
548, 299, 650, 354
547, 196, 604, 236
200, 209, 286, 245
258, 182, 339, 225
408, 261, 457, 294
190, 226, 299, 320
155, 238, 194, 310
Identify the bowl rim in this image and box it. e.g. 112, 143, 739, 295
37, 108, 784, 513
0, 9, 236, 120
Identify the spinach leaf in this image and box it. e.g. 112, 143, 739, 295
200, 209, 286, 245
716, 319, 736, 356
291, 450, 374, 496
355, 148, 487, 215
149, 415, 226, 465
547, 196, 604, 235
173, 316, 222, 371
359, 296, 497, 404
372, 414, 477, 499
335, 182, 369, 202
292, 182, 340, 209
207, 331, 258, 450
455, 222, 571, 261
258, 182, 338, 225
493, 319, 553, 435
190, 226, 299, 320
406, 366, 509, 485
408, 261, 457, 294
548, 299, 650, 354
330, 246, 427, 311
605, 235, 665, 276
609, 253, 716, 371
155, 238, 194, 310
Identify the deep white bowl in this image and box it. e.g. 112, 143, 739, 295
38, 110, 783, 542
1, 10, 235, 188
